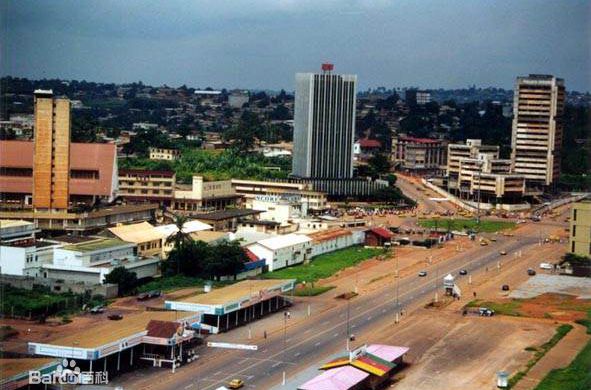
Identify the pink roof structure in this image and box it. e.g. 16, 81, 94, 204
298, 366, 369, 390
366, 344, 409, 362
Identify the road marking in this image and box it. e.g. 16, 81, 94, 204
333, 332, 339, 338
322, 320, 330, 326
271, 361, 281, 368
367, 316, 372, 321
294, 352, 301, 357
315, 341, 321, 347
304, 329, 311, 334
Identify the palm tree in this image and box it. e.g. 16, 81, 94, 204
166, 214, 191, 274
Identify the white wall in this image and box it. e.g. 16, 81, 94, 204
0, 246, 26, 275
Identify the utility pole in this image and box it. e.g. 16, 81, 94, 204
395, 251, 400, 324
282, 311, 287, 386
476, 160, 483, 225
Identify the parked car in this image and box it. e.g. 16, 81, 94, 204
108, 314, 123, 320
459, 269, 468, 275
539, 263, 553, 270
501, 284, 510, 291
227, 379, 244, 389
479, 307, 495, 316
527, 268, 536, 276
90, 305, 104, 314
418, 271, 428, 277
137, 290, 162, 301
499, 250, 507, 256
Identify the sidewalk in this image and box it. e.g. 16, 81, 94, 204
512, 323, 590, 390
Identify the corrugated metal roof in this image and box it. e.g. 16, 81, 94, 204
256, 233, 311, 250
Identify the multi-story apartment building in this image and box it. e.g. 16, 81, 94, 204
392, 136, 447, 174
511, 75, 565, 188
149, 147, 181, 161
569, 200, 591, 258
292, 64, 357, 179
118, 169, 176, 205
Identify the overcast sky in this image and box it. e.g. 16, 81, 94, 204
2, 0, 590, 91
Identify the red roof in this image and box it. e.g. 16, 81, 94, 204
243, 248, 260, 262
398, 137, 441, 144
367, 227, 393, 239
357, 139, 382, 148
146, 320, 180, 338
0, 140, 117, 196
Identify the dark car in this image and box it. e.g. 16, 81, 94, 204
459, 269, 468, 275
501, 284, 510, 291
108, 314, 123, 320
527, 268, 536, 276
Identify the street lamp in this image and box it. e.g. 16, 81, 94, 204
282, 310, 289, 386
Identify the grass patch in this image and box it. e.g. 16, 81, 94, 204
466, 299, 523, 316
262, 246, 385, 284
508, 324, 574, 388
136, 275, 225, 293
418, 218, 515, 233
293, 286, 335, 297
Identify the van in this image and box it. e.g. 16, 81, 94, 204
539, 263, 553, 270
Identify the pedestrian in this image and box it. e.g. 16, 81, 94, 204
263, 330, 267, 339
473, 291, 476, 298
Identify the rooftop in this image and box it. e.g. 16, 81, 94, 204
41, 311, 195, 349
191, 209, 262, 221
305, 229, 352, 243
109, 221, 165, 243
254, 233, 311, 250
176, 279, 294, 306
0, 358, 57, 382
62, 237, 132, 253
155, 220, 213, 237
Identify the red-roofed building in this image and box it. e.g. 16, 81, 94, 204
0, 140, 118, 207
364, 227, 393, 247
392, 135, 447, 175
354, 138, 382, 162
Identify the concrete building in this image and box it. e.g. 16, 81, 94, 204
511, 75, 565, 188
569, 200, 591, 257
118, 169, 176, 205
32, 90, 71, 211
108, 221, 165, 258
292, 64, 357, 179
149, 147, 181, 161
247, 233, 312, 271
303, 228, 358, 257
46, 236, 159, 284
231, 179, 328, 214
447, 139, 500, 186
173, 176, 240, 212
392, 136, 447, 174
458, 153, 526, 201
405, 89, 431, 106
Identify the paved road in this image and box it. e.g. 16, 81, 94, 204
112, 231, 546, 390
395, 175, 454, 214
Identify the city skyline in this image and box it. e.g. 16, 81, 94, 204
3, 0, 590, 91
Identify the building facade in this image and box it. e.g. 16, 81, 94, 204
173, 176, 241, 212
569, 200, 591, 258
447, 139, 499, 186
32, 90, 71, 211
149, 147, 181, 161
292, 64, 357, 179
118, 169, 176, 204
511, 75, 565, 188
392, 136, 447, 174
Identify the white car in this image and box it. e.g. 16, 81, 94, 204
539, 263, 553, 270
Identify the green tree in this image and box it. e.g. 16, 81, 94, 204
368, 153, 392, 176
104, 267, 138, 296
202, 240, 247, 280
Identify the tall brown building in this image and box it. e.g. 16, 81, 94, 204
32, 90, 71, 210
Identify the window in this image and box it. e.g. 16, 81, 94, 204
572, 241, 575, 252
573, 210, 577, 221
573, 226, 577, 237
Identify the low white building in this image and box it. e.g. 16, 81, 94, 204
247, 234, 312, 272
45, 237, 159, 285
302, 228, 360, 257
